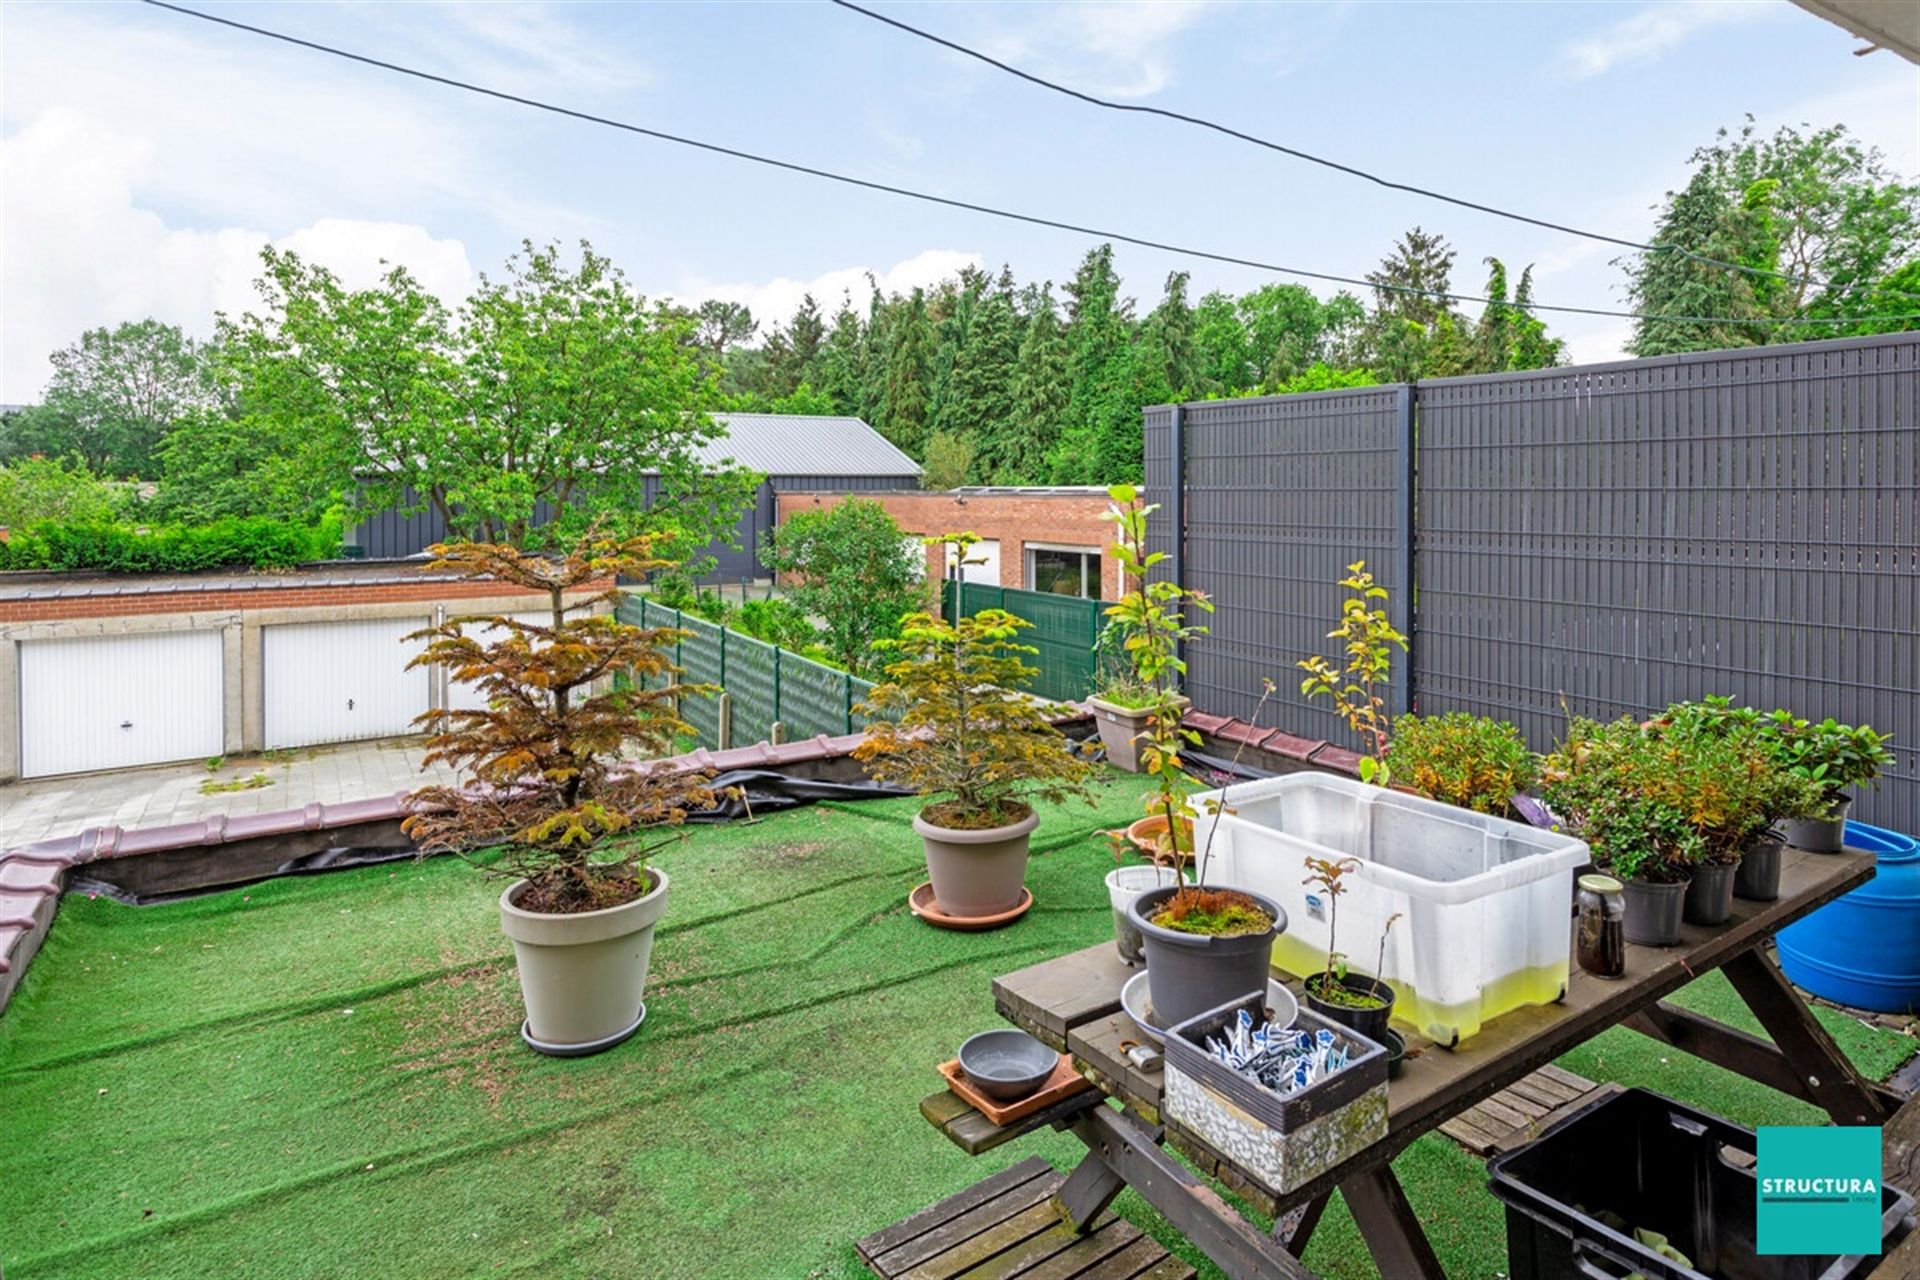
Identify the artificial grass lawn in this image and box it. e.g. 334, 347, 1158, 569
0, 772, 1910, 1280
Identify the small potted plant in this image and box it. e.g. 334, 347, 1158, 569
404, 531, 717, 1056
1383, 711, 1537, 817
1544, 719, 1703, 946
1088, 618, 1186, 774
855, 535, 1096, 920
1299, 854, 1399, 1042
1763, 713, 1895, 853
1099, 485, 1283, 1028
1298, 561, 1407, 787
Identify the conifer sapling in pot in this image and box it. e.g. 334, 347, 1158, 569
403, 531, 717, 1055
855, 533, 1096, 919
1098, 486, 1284, 1028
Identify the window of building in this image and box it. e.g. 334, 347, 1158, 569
1027, 545, 1101, 598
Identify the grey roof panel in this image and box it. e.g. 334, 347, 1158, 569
695, 414, 921, 477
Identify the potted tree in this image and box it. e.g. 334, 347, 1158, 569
855, 535, 1096, 921
1088, 618, 1186, 774
403, 532, 717, 1056
1299, 854, 1400, 1042
1763, 713, 1896, 853
1298, 561, 1407, 787
1383, 711, 1538, 817
1098, 486, 1284, 1028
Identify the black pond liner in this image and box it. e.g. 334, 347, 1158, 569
67, 769, 916, 907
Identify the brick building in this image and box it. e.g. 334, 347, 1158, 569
774, 486, 1122, 599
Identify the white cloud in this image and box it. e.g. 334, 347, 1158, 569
1563, 1, 1776, 79
1, 111, 472, 401
970, 1, 1220, 99
688, 249, 984, 332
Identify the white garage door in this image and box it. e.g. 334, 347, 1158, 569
20, 631, 224, 778
264, 618, 431, 749
444, 613, 545, 713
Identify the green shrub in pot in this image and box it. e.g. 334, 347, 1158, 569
1383, 712, 1537, 817
854, 544, 1097, 918
1761, 712, 1895, 851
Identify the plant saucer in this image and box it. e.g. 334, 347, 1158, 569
1119, 970, 1298, 1047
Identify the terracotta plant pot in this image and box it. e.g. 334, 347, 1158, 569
498, 869, 670, 1056
1088, 695, 1187, 773
1682, 861, 1737, 926
1128, 884, 1284, 1030
914, 805, 1040, 918
1304, 971, 1396, 1045
1622, 876, 1689, 946
1782, 797, 1852, 854
1734, 832, 1784, 902
1126, 813, 1195, 863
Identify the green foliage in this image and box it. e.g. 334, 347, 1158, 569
854, 574, 1095, 827
1298, 562, 1408, 785
919, 431, 974, 490
1543, 718, 1709, 880
1629, 118, 1920, 356
0, 319, 216, 477
1386, 712, 1536, 815
155, 404, 349, 525
0, 456, 121, 529
763, 498, 922, 676
0, 514, 342, 573
1759, 710, 1896, 807
1149, 887, 1272, 937
218, 241, 755, 553
732, 598, 818, 652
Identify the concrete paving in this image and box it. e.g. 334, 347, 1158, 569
1, 739, 461, 848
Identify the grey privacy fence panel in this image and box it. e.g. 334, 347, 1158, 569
618, 596, 877, 750
1414, 334, 1919, 832
1143, 388, 1412, 746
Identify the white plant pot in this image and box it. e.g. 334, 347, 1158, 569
1105, 863, 1189, 965
498, 868, 670, 1055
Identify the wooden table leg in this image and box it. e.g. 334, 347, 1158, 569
1052, 1147, 1125, 1232
1273, 1191, 1331, 1258
1722, 949, 1890, 1125
1066, 1106, 1319, 1279
1340, 1165, 1446, 1280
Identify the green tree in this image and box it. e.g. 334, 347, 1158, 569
936, 270, 1019, 480
1052, 244, 1138, 484
1137, 271, 1200, 401
767, 292, 826, 396
1628, 120, 1918, 354
920, 430, 974, 490
1362, 227, 1460, 381
763, 498, 922, 675
1474, 257, 1566, 373
1191, 289, 1252, 394
812, 297, 866, 414
694, 300, 757, 357
1003, 284, 1071, 482
5, 320, 216, 477
220, 241, 754, 552
0, 456, 121, 529
881, 288, 934, 457
156, 403, 350, 525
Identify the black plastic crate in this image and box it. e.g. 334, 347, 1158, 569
1488, 1088, 1911, 1280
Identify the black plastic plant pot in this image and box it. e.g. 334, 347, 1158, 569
1303, 971, 1396, 1044
1128, 885, 1284, 1031
1381, 1028, 1406, 1080
1733, 833, 1784, 902
1681, 861, 1736, 926
1622, 876, 1690, 946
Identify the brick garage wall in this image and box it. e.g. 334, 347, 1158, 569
774, 490, 1121, 598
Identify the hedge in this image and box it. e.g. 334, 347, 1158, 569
0, 515, 343, 573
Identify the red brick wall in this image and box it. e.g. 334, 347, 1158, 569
773, 491, 1124, 599
0, 576, 612, 623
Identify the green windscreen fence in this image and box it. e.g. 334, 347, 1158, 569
941, 581, 1105, 704
617, 597, 876, 750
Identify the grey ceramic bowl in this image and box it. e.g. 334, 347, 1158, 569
956, 1028, 1056, 1100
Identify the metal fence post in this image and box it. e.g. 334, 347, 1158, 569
772, 645, 782, 729
844, 670, 854, 734
1169, 402, 1187, 690
1391, 383, 1417, 720
719, 622, 727, 689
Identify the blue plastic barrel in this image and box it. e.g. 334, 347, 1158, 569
1777, 820, 1920, 1014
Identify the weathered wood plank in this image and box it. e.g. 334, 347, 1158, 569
1721, 949, 1891, 1125
876, 1175, 1063, 1274
1017, 1223, 1148, 1280
1437, 1112, 1511, 1156
1053, 1150, 1127, 1233
1067, 1012, 1163, 1121
994, 947, 1133, 1050
901, 1201, 1066, 1280
1068, 1235, 1180, 1280
948, 1215, 1131, 1280
1530, 1063, 1596, 1098
925, 1089, 1104, 1157
1126, 1255, 1198, 1280
860, 1158, 1054, 1263
1488, 1084, 1625, 1157
1882, 1093, 1920, 1198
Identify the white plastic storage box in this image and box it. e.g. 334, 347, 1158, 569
1193, 773, 1589, 1046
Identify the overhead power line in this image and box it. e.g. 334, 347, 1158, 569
833, 0, 1917, 305
142, 0, 1920, 331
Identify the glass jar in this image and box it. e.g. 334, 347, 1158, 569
1576, 873, 1626, 978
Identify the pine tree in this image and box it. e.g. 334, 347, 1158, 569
1005, 284, 1070, 484
1053, 244, 1137, 484
1626, 169, 1769, 356
938, 268, 1019, 482
775, 293, 826, 393
1137, 271, 1200, 401
881, 288, 933, 457
813, 296, 865, 415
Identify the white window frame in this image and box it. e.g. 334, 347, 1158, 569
1024, 543, 1102, 598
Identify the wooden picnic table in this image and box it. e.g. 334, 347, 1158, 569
920, 843, 1893, 1280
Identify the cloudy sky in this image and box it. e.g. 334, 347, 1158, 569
2, 0, 1915, 401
